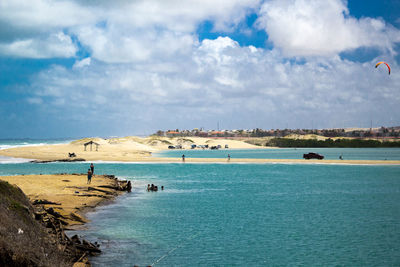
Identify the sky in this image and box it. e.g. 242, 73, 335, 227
0, 0, 400, 138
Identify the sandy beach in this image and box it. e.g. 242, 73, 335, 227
0, 136, 399, 165
0, 136, 262, 162
0, 174, 127, 227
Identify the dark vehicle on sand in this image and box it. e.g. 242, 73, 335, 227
303, 152, 324, 160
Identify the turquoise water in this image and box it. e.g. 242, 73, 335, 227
156, 148, 400, 160
65, 163, 399, 266
1, 144, 400, 266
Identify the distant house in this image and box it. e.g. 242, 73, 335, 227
166, 131, 180, 137
210, 131, 224, 137
198, 131, 208, 137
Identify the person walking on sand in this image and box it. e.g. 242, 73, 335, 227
90, 163, 94, 175
182, 154, 185, 162
87, 169, 92, 184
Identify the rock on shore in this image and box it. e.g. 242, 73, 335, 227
0, 175, 132, 266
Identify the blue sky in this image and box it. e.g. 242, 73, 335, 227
0, 0, 400, 138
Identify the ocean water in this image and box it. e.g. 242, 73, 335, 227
0, 138, 72, 150
64, 163, 400, 266
1, 141, 399, 266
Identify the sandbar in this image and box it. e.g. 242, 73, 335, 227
0, 136, 399, 165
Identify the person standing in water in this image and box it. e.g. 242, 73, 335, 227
87, 169, 92, 184
90, 163, 94, 175
182, 154, 185, 162
227, 154, 231, 162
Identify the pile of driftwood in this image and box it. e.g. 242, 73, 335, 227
31, 158, 85, 163
30, 175, 132, 266
32, 202, 100, 266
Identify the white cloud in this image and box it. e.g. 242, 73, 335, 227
257, 0, 400, 57
0, 0, 260, 61
75, 25, 197, 63
0, 0, 96, 30
103, 0, 260, 32
73, 57, 91, 69
26, 37, 400, 131
2, 0, 400, 134
0, 32, 77, 58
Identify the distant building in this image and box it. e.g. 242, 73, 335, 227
166, 131, 180, 137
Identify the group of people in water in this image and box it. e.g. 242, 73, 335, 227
147, 184, 164, 192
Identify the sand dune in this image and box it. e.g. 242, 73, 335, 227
0, 136, 261, 162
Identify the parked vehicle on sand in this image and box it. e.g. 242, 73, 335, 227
303, 152, 324, 160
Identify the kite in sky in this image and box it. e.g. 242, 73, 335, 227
375, 61, 391, 75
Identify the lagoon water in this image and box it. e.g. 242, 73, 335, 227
157, 147, 400, 161
1, 142, 400, 266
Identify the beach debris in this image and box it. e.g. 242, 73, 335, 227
97, 179, 131, 191
87, 186, 116, 195
32, 199, 61, 205
69, 213, 86, 223
28, 174, 130, 265
375, 61, 391, 75
32, 204, 101, 264
71, 235, 81, 245
17, 228, 24, 234
45, 207, 64, 218
31, 158, 85, 163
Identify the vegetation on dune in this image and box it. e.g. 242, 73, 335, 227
177, 138, 194, 143
263, 138, 400, 148
146, 138, 172, 145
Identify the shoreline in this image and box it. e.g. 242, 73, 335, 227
28, 157, 400, 165
0, 154, 399, 165
0, 173, 131, 266
0, 137, 399, 165
0, 174, 130, 227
